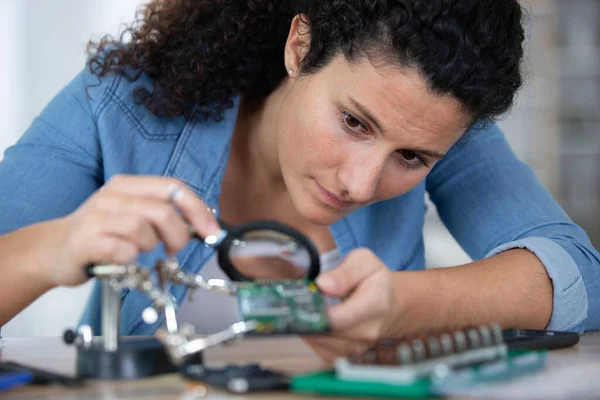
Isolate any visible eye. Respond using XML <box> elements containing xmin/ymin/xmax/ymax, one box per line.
<box><xmin>341</xmin><ymin>111</ymin><xmax>367</xmax><ymax>133</ymax></box>
<box><xmin>400</xmin><ymin>150</ymin><xmax>418</xmax><ymax>162</ymax></box>
<box><xmin>397</xmin><ymin>150</ymin><xmax>427</xmax><ymax>169</ymax></box>
<box><xmin>344</xmin><ymin>113</ymin><xmax>361</xmax><ymax>129</ymax></box>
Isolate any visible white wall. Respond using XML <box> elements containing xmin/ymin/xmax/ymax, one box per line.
<box><xmin>1</xmin><ymin>0</ymin><xmax>142</xmax><ymax>338</ymax></box>
<box><xmin>0</xmin><ymin>2</ymin><xmax>26</xmax><ymax>154</ymax></box>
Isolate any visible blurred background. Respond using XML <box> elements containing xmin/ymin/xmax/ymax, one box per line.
<box><xmin>1</xmin><ymin>0</ymin><xmax>598</xmax><ymax>337</ymax></box>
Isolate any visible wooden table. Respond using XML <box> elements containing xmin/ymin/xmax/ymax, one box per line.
<box><xmin>1</xmin><ymin>333</ymin><xmax>599</xmax><ymax>399</ymax></box>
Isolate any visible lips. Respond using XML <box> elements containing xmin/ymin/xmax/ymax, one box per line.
<box><xmin>315</xmin><ymin>180</ymin><xmax>355</xmax><ymax>210</ymax></box>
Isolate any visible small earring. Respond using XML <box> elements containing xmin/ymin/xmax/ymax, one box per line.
<box><xmin>288</xmin><ymin>69</ymin><xmax>293</xmax><ymax>75</ymax></box>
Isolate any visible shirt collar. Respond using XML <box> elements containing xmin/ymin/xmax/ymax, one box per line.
<box><xmin>164</xmin><ymin>96</ymin><xmax>241</xmax><ymax>210</ymax></box>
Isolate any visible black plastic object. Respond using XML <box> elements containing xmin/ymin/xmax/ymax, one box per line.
<box><xmin>502</xmin><ymin>329</ymin><xmax>580</xmax><ymax>351</ymax></box>
<box><xmin>181</xmin><ymin>363</ymin><xmax>290</xmax><ymax>393</ymax></box>
<box><xmin>66</xmin><ymin>336</ymin><xmax>183</xmax><ymax>380</ymax></box>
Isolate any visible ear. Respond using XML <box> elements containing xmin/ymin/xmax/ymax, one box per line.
<box><xmin>284</xmin><ymin>14</ymin><xmax>311</xmax><ymax>77</ymax></box>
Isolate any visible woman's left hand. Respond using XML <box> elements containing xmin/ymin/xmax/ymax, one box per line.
<box><xmin>303</xmin><ymin>248</ymin><xmax>399</xmax><ymax>362</ymax></box>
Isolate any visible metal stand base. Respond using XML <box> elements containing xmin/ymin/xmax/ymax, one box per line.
<box><xmin>75</xmin><ymin>337</ymin><xmax>189</xmax><ymax>380</ymax></box>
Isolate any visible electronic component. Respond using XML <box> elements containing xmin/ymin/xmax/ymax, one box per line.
<box><xmin>236</xmin><ymin>280</ymin><xmax>329</xmax><ymax>334</ymax></box>
<box><xmin>290</xmin><ymin>324</ymin><xmax>547</xmax><ymax>398</ymax></box>
<box><xmin>335</xmin><ymin>325</ymin><xmax>507</xmax><ymax>384</ymax></box>
<box><xmin>290</xmin><ymin>351</ymin><xmax>546</xmax><ymax>398</ymax></box>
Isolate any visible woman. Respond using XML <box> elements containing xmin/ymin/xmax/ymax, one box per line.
<box><xmin>0</xmin><ymin>0</ymin><xmax>598</xmax><ymax>361</ymax></box>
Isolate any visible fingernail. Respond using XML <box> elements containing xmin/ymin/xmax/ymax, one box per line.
<box><xmin>316</xmin><ymin>275</ymin><xmax>338</xmax><ymax>291</ymax></box>
<box><xmin>204</xmin><ymin>229</ymin><xmax>227</xmax><ymax>248</ymax></box>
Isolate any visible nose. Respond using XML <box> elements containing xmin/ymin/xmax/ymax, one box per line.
<box><xmin>338</xmin><ymin>151</ymin><xmax>385</xmax><ymax>203</ymax></box>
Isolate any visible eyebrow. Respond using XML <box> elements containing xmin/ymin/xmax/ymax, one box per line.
<box><xmin>406</xmin><ymin>148</ymin><xmax>446</xmax><ymax>160</ymax></box>
<box><xmin>348</xmin><ymin>97</ymin><xmax>446</xmax><ymax>160</ymax></box>
<box><xmin>350</xmin><ymin>97</ymin><xmax>384</xmax><ymax>132</ymax></box>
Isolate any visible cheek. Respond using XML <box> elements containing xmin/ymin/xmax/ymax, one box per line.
<box><xmin>377</xmin><ymin>164</ymin><xmax>430</xmax><ymax>200</ymax></box>
<box><xmin>278</xmin><ymin>117</ymin><xmax>316</xmax><ymax>170</ymax></box>
<box><xmin>279</xmin><ymin>102</ymin><xmax>344</xmax><ymax>170</ymax></box>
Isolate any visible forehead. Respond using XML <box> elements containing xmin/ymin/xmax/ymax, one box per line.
<box><xmin>318</xmin><ymin>55</ymin><xmax>471</xmax><ymax>147</ymax></box>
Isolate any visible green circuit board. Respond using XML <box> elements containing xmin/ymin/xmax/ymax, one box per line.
<box><xmin>236</xmin><ymin>280</ymin><xmax>330</xmax><ymax>334</ymax></box>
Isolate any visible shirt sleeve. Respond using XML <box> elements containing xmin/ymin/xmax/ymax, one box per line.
<box><xmin>486</xmin><ymin>237</ymin><xmax>587</xmax><ymax>331</ymax></box>
<box><xmin>0</xmin><ymin>68</ymin><xmax>107</xmax><ymax>235</ymax></box>
<box><xmin>0</xmin><ymin>68</ymin><xmax>109</xmax><ymax>336</ymax></box>
<box><xmin>426</xmin><ymin>123</ymin><xmax>600</xmax><ymax>332</ymax></box>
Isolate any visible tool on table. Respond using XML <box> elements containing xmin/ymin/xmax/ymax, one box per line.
<box><xmin>502</xmin><ymin>328</ymin><xmax>580</xmax><ymax>351</ymax></box>
<box><xmin>63</xmin><ymin>216</ymin><xmax>326</xmax><ymax>379</ymax></box>
<box><xmin>0</xmin><ymin>372</ymin><xmax>33</xmax><ymax>392</ymax></box>
<box><xmin>0</xmin><ymin>361</ymin><xmax>82</xmax><ymax>388</ymax></box>
<box><xmin>181</xmin><ymin>363</ymin><xmax>290</xmax><ymax>393</ymax></box>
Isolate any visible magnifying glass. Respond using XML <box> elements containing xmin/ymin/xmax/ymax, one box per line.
<box><xmin>191</xmin><ymin>219</ymin><xmax>321</xmax><ymax>282</ymax></box>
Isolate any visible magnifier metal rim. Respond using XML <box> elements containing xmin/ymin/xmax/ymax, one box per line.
<box><xmin>216</xmin><ymin>220</ymin><xmax>321</xmax><ymax>282</ymax></box>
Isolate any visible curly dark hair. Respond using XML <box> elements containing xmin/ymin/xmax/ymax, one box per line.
<box><xmin>87</xmin><ymin>0</ymin><xmax>525</xmax><ymax>124</ymax></box>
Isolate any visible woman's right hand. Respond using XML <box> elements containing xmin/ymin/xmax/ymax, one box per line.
<box><xmin>46</xmin><ymin>175</ymin><xmax>221</xmax><ymax>287</ymax></box>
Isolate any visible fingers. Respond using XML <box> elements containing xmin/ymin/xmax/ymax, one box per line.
<box><xmin>326</xmin><ymin>289</ymin><xmax>386</xmax><ymax>341</ymax></box>
<box><xmin>316</xmin><ymin>248</ymin><xmax>381</xmax><ymax>297</ymax></box>
<box><xmin>315</xmin><ymin>249</ymin><xmax>393</xmax><ymax>342</ymax></box>
<box><xmin>94</xmin><ymin>194</ymin><xmax>191</xmax><ymax>254</ymax></box>
<box><xmin>302</xmin><ymin>335</ymin><xmax>371</xmax><ymax>363</ymax></box>
<box><xmin>67</xmin><ymin>174</ymin><xmax>221</xmax><ymax>270</ymax></box>
<box><xmin>87</xmin><ymin>235</ymin><xmax>139</xmax><ymax>266</ymax></box>
<box><xmin>68</xmin><ymin>212</ymin><xmax>152</xmax><ymax>266</ymax></box>
<box><xmin>103</xmin><ymin>175</ymin><xmax>220</xmax><ymax>238</ymax></box>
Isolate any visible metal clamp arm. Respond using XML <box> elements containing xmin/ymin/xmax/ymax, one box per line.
<box><xmin>156</xmin><ymin>321</ymin><xmax>258</xmax><ymax>365</ymax></box>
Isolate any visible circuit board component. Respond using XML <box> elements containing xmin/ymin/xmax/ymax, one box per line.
<box><xmin>236</xmin><ymin>280</ymin><xmax>330</xmax><ymax>334</ymax></box>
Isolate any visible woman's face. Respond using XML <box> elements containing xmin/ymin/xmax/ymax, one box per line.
<box><xmin>276</xmin><ymin>55</ymin><xmax>470</xmax><ymax>227</ymax></box>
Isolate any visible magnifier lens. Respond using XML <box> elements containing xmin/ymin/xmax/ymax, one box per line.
<box><xmin>227</xmin><ymin>229</ymin><xmax>312</xmax><ymax>279</ymax></box>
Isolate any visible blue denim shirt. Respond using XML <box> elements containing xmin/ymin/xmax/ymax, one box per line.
<box><xmin>1</xmin><ymin>67</ymin><xmax>599</xmax><ymax>337</ymax></box>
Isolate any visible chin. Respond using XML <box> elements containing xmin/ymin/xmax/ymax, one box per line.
<box><xmin>299</xmin><ymin>203</ymin><xmax>345</xmax><ymax>226</ymax></box>
<box><xmin>286</xmin><ymin>176</ymin><xmax>346</xmax><ymax>226</ymax></box>
<box><xmin>306</xmin><ymin>214</ymin><xmax>336</xmax><ymax>227</ymax></box>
